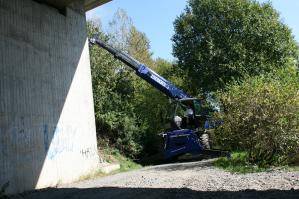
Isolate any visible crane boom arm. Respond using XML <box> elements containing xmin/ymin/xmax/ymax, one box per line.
<box><xmin>89</xmin><ymin>37</ymin><xmax>191</xmax><ymax>100</ymax></box>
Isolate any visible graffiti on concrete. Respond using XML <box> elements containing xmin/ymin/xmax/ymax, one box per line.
<box><xmin>0</xmin><ymin>120</ymin><xmax>97</xmax><ymax>163</ymax></box>
<box><xmin>43</xmin><ymin>123</ymin><xmax>97</xmax><ymax>160</ymax></box>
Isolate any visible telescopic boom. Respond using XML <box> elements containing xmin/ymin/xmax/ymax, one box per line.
<box><xmin>89</xmin><ymin>37</ymin><xmax>191</xmax><ymax>100</ymax></box>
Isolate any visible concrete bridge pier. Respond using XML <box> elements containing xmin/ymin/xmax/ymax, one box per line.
<box><xmin>0</xmin><ymin>0</ymin><xmax>110</xmax><ymax>194</ymax></box>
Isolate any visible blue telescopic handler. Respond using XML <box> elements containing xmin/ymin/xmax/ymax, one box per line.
<box><xmin>89</xmin><ymin>37</ymin><xmax>229</xmax><ymax>161</ymax></box>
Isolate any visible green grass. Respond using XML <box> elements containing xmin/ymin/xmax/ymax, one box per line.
<box><xmin>100</xmin><ymin>146</ymin><xmax>142</xmax><ymax>172</ymax></box>
<box><xmin>78</xmin><ymin>146</ymin><xmax>142</xmax><ymax>182</ymax></box>
<box><xmin>279</xmin><ymin>165</ymin><xmax>299</xmax><ymax>172</ymax></box>
<box><xmin>213</xmin><ymin>152</ymin><xmax>269</xmax><ymax>173</ymax></box>
<box><xmin>289</xmin><ymin>166</ymin><xmax>299</xmax><ymax>172</ymax></box>
<box><xmin>110</xmin><ymin>149</ymin><xmax>142</xmax><ymax>172</ymax></box>
<box><xmin>78</xmin><ymin>169</ymin><xmax>106</xmax><ymax>181</ymax></box>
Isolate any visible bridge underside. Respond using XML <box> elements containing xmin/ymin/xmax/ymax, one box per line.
<box><xmin>35</xmin><ymin>0</ymin><xmax>111</xmax><ymax>11</ymax></box>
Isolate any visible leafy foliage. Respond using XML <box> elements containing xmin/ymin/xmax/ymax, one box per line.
<box><xmin>172</xmin><ymin>0</ymin><xmax>297</xmax><ymax>92</ymax></box>
<box><xmin>214</xmin><ymin>152</ymin><xmax>268</xmax><ymax>173</ymax></box>
<box><xmin>88</xmin><ymin>20</ymin><xmax>143</xmax><ymax>157</ymax></box>
<box><xmin>215</xmin><ymin>65</ymin><xmax>299</xmax><ymax>166</ymax></box>
<box><xmin>128</xmin><ymin>26</ymin><xmax>154</xmax><ymax>67</ymax></box>
<box><xmin>100</xmin><ymin>144</ymin><xmax>142</xmax><ymax>172</ymax></box>
<box><xmin>87</xmin><ymin>10</ymin><xmax>180</xmax><ymax>158</ymax></box>
<box><xmin>134</xmin><ymin>59</ymin><xmax>185</xmax><ymax>155</ymax></box>
<box><xmin>107</xmin><ymin>8</ymin><xmax>133</xmax><ymax>51</ymax></box>
<box><xmin>88</xmin><ymin>5</ymin><xmax>298</xmax><ymax>168</ymax></box>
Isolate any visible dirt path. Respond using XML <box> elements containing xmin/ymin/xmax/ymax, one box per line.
<box><xmin>13</xmin><ymin>159</ymin><xmax>299</xmax><ymax>199</ymax></box>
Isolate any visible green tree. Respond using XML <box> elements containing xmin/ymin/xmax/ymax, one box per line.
<box><xmin>87</xmin><ymin>9</ymin><xmax>170</xmax><ymax>158</ymax></box>
<box><xmin>108</xmin><ymin>8</ymin><xmax>133</xmax><ymax>51</ymax></box>
<box><xmin>128</xmin><ymin>26</ymin><xmax>154</xmax><ymax>67</ymax></box>
<box><xmin>134</xmin><ymin>58</ymin><xmax>181</xmax><ymax>155</ymax></box>
<box><xmin>172</xmin><ymin>0</ymin><xmax>297</xmax><ymax>92</ymax></box>
<box><xmin>296</xmin><ymin>42</ymin><xmax>299</xmax><ymax>67</ymax></box>
<box><xmin>87</xmin><ymin>21</ymin><xmax>142</xmax><ymax>157</ymax></box>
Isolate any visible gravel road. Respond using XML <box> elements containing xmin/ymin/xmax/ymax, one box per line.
<box><xmin>14</xmin><ymin>159</ymin><xmax>299</xmax><ymax>199</ymax></box>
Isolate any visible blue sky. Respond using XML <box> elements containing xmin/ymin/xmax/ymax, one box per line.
<box><xmin>87</xmin><ymin>0</ymin><xmax>299</xmax><ymax>61</ymax></box>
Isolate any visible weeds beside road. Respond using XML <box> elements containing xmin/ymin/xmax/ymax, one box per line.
<box><xmin>214</xmin><ymin>152</ymin><xmax>299</xmax><ymax>174</ymax></box>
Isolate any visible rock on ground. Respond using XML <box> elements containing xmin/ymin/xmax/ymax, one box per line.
<box><xmin>12</xmin><ymin>159</ymin><xmax>299</xmax><ymax>199</ymax></box>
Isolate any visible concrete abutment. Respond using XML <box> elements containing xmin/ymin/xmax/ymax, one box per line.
<box><xmin>0</xmin><ymin>0</ymin><xmax>105</xmax><ymax>194</ymax></box>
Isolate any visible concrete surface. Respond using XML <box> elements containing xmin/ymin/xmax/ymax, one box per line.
<box><xmin>34</xmin><ymin>0</ymin><xmax>111</xmax><ymax>11</ymax></box>
<box><xmin>0</xmin><ymin>0</ymin><xmax>106</xmax><ymax>194</ymax></box>
<box><xmin>10</xmin><ymin>160</ymin><xmax>299</xmax><ymax>199</ymax></box>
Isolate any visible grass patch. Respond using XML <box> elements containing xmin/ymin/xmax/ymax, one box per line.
<box><xmin>111</xmin><ymin>149</ymin><xmax>142</xmax><ymax>172</ymax></box>
<box><xmin>77</xmin><ymin>146</ymin><xmax>142</xmax><ymax>182</ymax></box>
<box><xmin>213</xmin><ymin>152</ymin><xmax>268</xmax><ymax>173</ymax></box>
<box><xmin>100</xmin><ymin>146</ymin><xmax>142</xmax><ymax>172</ymax></box>
<box><xmin>288</xmin><ymin>166</ymin><xmax>299</xmax><ymax>172</ymax></box>
<box><xmin>78</xmin><ymin>169</ymin><xmax>106</xmax><ymax>181</ymax></box>
<box><xmin>279</xmin><ymin>165</ymin><xmax>299</xmax><ymax>172</ymax></box>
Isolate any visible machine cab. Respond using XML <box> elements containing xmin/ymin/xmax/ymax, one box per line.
<box><xmin>172</xmin><ymin>98</ymin><xmax>208</xmax><ymax>131</ymax></box>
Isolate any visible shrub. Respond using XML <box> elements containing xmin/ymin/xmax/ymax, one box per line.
<box><xmin>214</xmin><ymin>152</ymin><xmax>267</xmax><ymax>173</ymax></box>
<box><xmin>215</xmin><ymin>65</ymin><xmax>299</xmax><ymax>166</ymax></box>
<box><xmin>88</xmin><ymin>21</ymin><xmax>143</xmax><ymax>158</ymax></box>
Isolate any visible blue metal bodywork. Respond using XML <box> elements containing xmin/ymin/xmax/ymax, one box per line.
<box><xmin>89</xmin><ymin>37</ymin><xmax>218</xmax><ymax>160</ymax></box>
<box><xmin>89</xmin><ymin>37</ymin><xmax>191</xmax><ymax>100</ymax></box>
<box><xmin>137</xmin><ymin>65</ymin><xmax>191</xmax><ymax>99</ymax></box>
<box><xmin>163</xmin><ymin>129</ymin><xmax>204</xmax><ymax>160</ymax></box>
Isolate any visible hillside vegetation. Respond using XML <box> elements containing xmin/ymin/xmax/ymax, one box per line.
<box><xmin>88</xmin><ymin>9</ymin><xmax>184</xmax><ymax>159</ymax></box>
<box><xmin>88</xmin><ymin>0</ymin><xmax>299</xmax><ymax>168</ymax></box>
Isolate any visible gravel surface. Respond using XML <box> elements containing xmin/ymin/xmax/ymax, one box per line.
<box><xmin>13</xmin><ymin>159</ymin><xmax>299</xmax><ymax>199</ymax></box>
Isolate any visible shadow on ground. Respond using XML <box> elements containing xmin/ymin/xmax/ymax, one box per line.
<box><xmin>150</xmin><ymin>159</ymin><xmax>214</xmax><ymax>172</ymax></box>
<box><xmin>10</xmin><ymin>187</ymin><xmax>299</xmax><ymax>199</ymax></box>
<box><xmin>139</xmin><ymin>151</ymin><xmax>219</xmax><ymax>166</ymax></box>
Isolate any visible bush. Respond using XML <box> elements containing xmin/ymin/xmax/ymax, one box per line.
<box><xmin>214</xmin><ymin>152</ymin><xmax>267</xmax><ymax>173</ymax></box>
<box><xmin>88</xmin><ymin>21</ymin><xmax>143</xmax><ymax>158</ymax></box>
<box><xmin>215</xmin><ymin>65</ymin><xmax>299</xmax><ymax>166</ymax></box>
